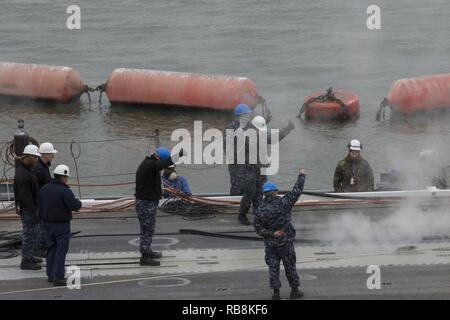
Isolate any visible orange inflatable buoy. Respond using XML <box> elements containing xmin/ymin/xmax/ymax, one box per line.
<box><xmin>0</xmin><ymin>62</ymin><xmax>87</xmax><ymax>103</ymax></box>
<box><xmin>103</xmin><ymin>68</ymin><xmax>260</xmax><ymax>111</ymax></box>
<box><xmin>385</xmin><ymin>74</ymin><xmax>450</xmax><ymax>114</ymax></box>
<box><xmin>298</xmin><ymin>87</ymin><xmax>360</xmax><ymax>121</ymax></box>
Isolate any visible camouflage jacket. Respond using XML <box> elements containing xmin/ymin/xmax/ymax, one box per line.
<box><xmin>223</xmin><ymin>120</ymin><xmax>240</xmax><ymax>168</ymax></box>
<box><xmin>333</xmin><ymin>155</ymin><xmax>374</xmax><ymax>192</ymax></box>
<box><xmin>254</xmin><ymin>175</ymin><xmax>305</xmax><ymax>247</ymax></box>
<box><xmin>223</xmin><ymin>118</ymin><xmax>291</xmax><ymax>175</ymax></box>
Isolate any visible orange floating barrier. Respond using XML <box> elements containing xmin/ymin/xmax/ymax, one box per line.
<box><xmin>298</xmin><ymin>87</ymin><xmax>360</xmax><ymax>121</ymax></box>
<box><xmin>102</xmin><ymin>68</ymin><xmax>260</xmax><ymax>111</ymax></box>
<box><xmin>377</xmin><ymin>74</ymin><xmax>450</xmax><ymax>119</ymax></box>
<box><xmin>0</xmin><ymin>62</ymin><xmax>87</xmax><ymax>103</ymax></box>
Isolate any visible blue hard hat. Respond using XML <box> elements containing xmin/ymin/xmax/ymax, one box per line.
<box><xmin>234</xmin><ymin>103</ymin><xmax>252</xmax><ymax>116</ymax></box>
<box><xmin>155</xmin><ymin>147</ymin><xmax>171</xmax><ymax>160</ymax></box>
<box><xmin>263</xmin><ymin>181</ymin><xmax>278</xmax><ymax>193</ymax></box>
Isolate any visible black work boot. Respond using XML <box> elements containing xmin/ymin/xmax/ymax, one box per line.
<box><xmin>149</xmin><ymin>250</ymin><xmax>162</xmax><ymax>259</ymax></box>
<box><xmin>272</xmin><ymin>289</ymin><xmax>281</xmax><ymax>300</ymax></box>
<box><xmin>53</xmin><ymin>278</ymin><xmax>67</xmax><ymax>287</ymax></box>
<box><xmin>20</xmin><ymin>258</ymin><xmax>42</xmax><ymax>270</ymax></box>
<box><xmin>48</xmin><ymin>277</ymin><xmax>54</xmax><ymax>283</ymax></box>
<box><xmin>139</xmin><ymin>253</ymin><xmax>160</xmax><ymax>266</ymax></box>
<box><xmin>290</xmin><ymin>287</ymin><xmax>304</xmax><ymax>299</ymax></box>
<box><xmin>238</xmin><ymin>215</ymin><xmax>251</xmax><ymax>226</ymax></box>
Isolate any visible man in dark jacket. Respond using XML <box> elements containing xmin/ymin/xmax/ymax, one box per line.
<box><xmin>135</xmin><ymin>147</ymin><xmax>175</xmax><ymax>266</ymax></box>
<box><xmin>33</xmin><ymin>142</ymin><xmax>58</xmax><ymax>256</ymax></box>
<box><xmin>14</xmin><ymin>145</ymin><xmax>42</xmax><ymax>270</ymax></box>
<box><xmin>40</xmin><ymin>164</ymin><xmax>82</xmax><ymax>286</ymax></box>
<box><xmin>34</xmin><ymin>142</ymin><xmax>58</xmax><ymax>188</ymax></box>
<box><xmin>254</xmin><ymin>169</ymin><xmax>306</xmax><ymax>300</ymax></box>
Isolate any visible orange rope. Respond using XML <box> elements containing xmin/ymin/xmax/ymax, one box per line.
<box><xmin>68</xmin><ymin>181</ymin><xmax>135</xmax><ymax>187</ymax></box>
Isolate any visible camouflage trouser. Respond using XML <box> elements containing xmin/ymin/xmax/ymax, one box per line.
<box><xmin>135</xmin><ymin>199</ymin><xmax>158</xmax><ymax>254</ymax></box>
<box><xmin>20</xmin><ymin>209</ymin><xmax>40</xmax><ymax>259</ymax></box>
<box><xmin>239</xmin><ymin>172</ymin><xmax>266</xmax><ymax>217</ymax></box>
<box><xmin>256</xmin><ymin>174</ymin><xmax>267</xmax><ymax>205</ymax></box>
<box><xmin>265</xmin><ymin>243</ymin><xmax>300</xmax><ymax>289</ymax></box>
<box><xmin>228</xmin><ymin>165</ymin><xmax>242</xmax><ymax>196</ymax></box>
<box><xmin>38</xmin><ymin>221</ymin><xmax>48</xmax><ymax>249</ymax></box>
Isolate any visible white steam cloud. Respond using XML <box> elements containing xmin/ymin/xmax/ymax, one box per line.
<box><xmin>319</xmin><ymin>203</ymin><xmax>450</xmax><ymax>246</ymax></box>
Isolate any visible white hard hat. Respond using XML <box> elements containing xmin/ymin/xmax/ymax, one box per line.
<box><xmin>348</xmin><ymin>139</ymin><xmax>362</xmax><ymax>151</ymax></box>
<box><xmin>251</xmin><ymin>116</ymin><xmax>267</xmax><ymax>131</ymax></box>
<box><xmin>39</xmin><ymin>142</ymin><xmax>58</xmax><ymax>154</ymax></box>
<box><xmin>23</xmin><ymin>145</ymin><xmax>41</xmax><ymax>157</ymax></box>
<box><xmin>53</xmin><ymin>164</ymin><xmax>70</xmax><ymax>177</ymax></box>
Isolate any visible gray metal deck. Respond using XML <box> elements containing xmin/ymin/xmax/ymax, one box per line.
<box><xmin>1</xmin><ymin>204</ymin><xmax>449</xmax><ymax>300</ymax></box>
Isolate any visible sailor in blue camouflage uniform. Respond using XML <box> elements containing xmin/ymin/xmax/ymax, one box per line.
<box><xmin>135</xmin><ymin>147</ymin><xmax>175</xmax><ymax>266</ymax></box>
<box><xmin>223</xmin><ymin>102</ymin><xmax>273</xmax><ymax>198</ymax></box>
<box><xmin>237</xmin><ymin>116</ymin><xmax>294</xmax><ymax>225</ymax></box>
<box><xmin>254</xmin><ymin>169</ymin><xmax>306</xmax><ymax>300</ymax></box>
<box><xmin>223</xmin><ymin>103</ymin><xmax>253</xmax><ymax>196</ymax></box>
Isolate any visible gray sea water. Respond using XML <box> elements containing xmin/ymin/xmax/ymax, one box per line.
<box><xmin>1</xmin><ymin>0</ymin><xmax>450</xmax><ymax>196</ymax></box>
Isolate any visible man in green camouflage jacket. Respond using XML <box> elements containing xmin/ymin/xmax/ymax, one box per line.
<box><xmin>333</xmin><ymin>139</ymin><xmax>374</xmax><ymax>192</ymax></box>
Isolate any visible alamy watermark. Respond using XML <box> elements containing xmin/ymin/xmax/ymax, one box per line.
<box><xmin>170</xmin><ymin>121</ymin><xmax>280</xmax><ymax>175</ymax></box>
<box><xmin>65</xmin><ymin>4</ymin><xmax>380</xmax><ymax>31</ymax></box>
<box><xmin>66</xmin><ymin>265</ymin><xmax>81</xmax><ymax>289</ymax></box>
<box><xmin>66</xmin><ymin>5</ymin><xmax>81</xmax><ymax>30</ymax></box>
<box><xmin>366</xmin><ymin>5</ymin><xmax>381</xmax><ymax>30</ymax></box>
<box><xmin>366</xmin><ymin>265</ymin><xmax>381</xmax><ymax>290</ymax></box>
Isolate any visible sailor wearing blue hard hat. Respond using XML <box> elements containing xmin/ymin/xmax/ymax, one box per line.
<box><xmin>135</xmin><ymin>146</ymin><xmax>183</xmax><ymax>266</ymax></box>
<box><xmin>254</xmin><ymin>168</ymin><xmax>307</xmax><ymax>300</ymax></box>
<box><xmin>222</xmin><ymin>103</ymin><xmax>254</xmax><ymax>200</ymax></box>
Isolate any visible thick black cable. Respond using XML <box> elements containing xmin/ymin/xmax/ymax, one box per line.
<box><xmin>179</xmin><ymin>229</ymin><xmax>322</xmax><ymax>244</ymax></box>
<box><xmin>70</xmin><ymin>229</ymin><xmax>322</xmax><ymax>244</ymax></box>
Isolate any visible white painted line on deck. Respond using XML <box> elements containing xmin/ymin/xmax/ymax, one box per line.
<box><xmin>0</xmin><ymin>271</ymin><xmax>211</xmax><ymax>296</ymax></box>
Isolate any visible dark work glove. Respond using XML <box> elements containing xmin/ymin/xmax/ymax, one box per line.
<box><xmin>178</xmin><ymin>148</ymin><xmax>184</xmax><ymax>157</ymax></box>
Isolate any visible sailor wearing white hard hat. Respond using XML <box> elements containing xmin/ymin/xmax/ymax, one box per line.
<box><xmin>14</xmin><ymin>144</ymin><xmax>42</xmax><ymax>270</ymax></box>
<box><xmin>333</xmin><ymin>139</ymin><xmax>374</xmax><ymax>192</ymax></box>
<box><xmin>32</xmin><ymin>142</ymin><xmax>59</xmax><ymax>257</ymax></box>
<box><xmin>40</xmin><ymin>164</ymin><xmax>82</xmax><ymax>286</ymax></box>
<box><xmin>34</xmin><ymin>142</ymin><xmax>58</xmax><ymax>188</ymax></box>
